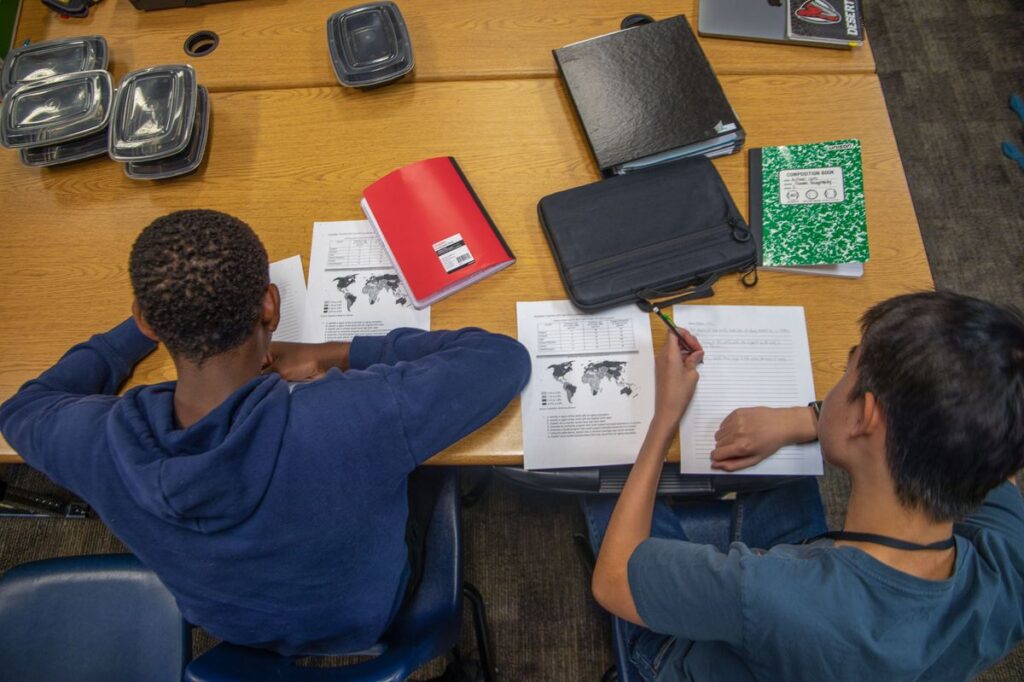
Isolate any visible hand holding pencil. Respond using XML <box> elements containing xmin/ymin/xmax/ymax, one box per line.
<box><xmin>651</xmin><ymin>305</ymin><xmax>702</xmax><ymax>358</ymax></box>
<box><xmin>652</xmin><ymin>317</ymin><xmax>705</xmax><ymax>428</ymax></box>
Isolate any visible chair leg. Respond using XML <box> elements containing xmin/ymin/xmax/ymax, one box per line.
<box><xmin>463</xmin><ymin>582</ymin><xmax>497</xmax><ymax>682</ymax></box>
<box><xmin>0</xmin><ymin>480</ymin><xmax>90</xmax><ymax>518</ymax></box>
<box><xmin>573</xmin><ymin>532</ymin><xmax>596</xmax><ymax>578</ymax></box>
<box><xmin>434</xmin><ymin>648</ymin><xmax>484</xmax><ymax>682</ymax></box>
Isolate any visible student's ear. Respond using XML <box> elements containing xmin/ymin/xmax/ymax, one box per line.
<box><xmin>131</xmin><ymin>300</ymin><xmax>160</xmax><ymax>342</ymax></box>
<box><xmin>263</xmin><ymin>284</ymin><xmax>281</xmax><ymax>333</ymax></box>
<box><xmin>850</xmin><ymin>391</ymin><xmax>885</xmax><ymax>439</ymax></box>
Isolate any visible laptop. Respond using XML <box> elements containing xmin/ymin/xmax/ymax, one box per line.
<box><xmin>698</xmin><ymin>0</ymin><xmax>791</xmax><ymax>44</ymax></box>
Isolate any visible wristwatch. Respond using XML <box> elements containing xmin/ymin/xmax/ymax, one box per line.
<box><xmin>808</xmin><ymin>400</ymin><xmax>823</xmax><ymax>421</ymax></box>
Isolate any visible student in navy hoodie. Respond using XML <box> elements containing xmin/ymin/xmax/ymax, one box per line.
<box><xmin>0</xmin><ymin>209</ymin><xmax>531</xmax><ymax>655</ymax></box>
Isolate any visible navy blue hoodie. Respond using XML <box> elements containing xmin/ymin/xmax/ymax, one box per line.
<box><xmin>0</xmin><ymin>319</ymin><xmax>530</xmax><ymax>655</ymax></box>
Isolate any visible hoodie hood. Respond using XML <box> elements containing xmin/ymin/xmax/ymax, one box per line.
<box><xmin>107</xmin><ymin>374</ymin><xmax>291</xmax><ymax>533</ymax></box>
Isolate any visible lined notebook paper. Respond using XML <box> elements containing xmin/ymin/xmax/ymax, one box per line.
<box><xmin>674</xmin><ymin>305</ymin><xmax>823</xmax><ymax>476</ymax></box>
<box><xmin>269</xmin><ymin>255</ymin><xmax>316</xmax><ymax>343</ymax></box>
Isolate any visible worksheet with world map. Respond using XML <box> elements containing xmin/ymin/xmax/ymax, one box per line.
<box><xmin>307</xmin><ymin>221</ymin><xmax>430</xmax><ymax>341</ymax></box>
<box><xmin>517</xmin><ymin>300</ymin><xmax>655</xmax><ymax>470</ymax></box>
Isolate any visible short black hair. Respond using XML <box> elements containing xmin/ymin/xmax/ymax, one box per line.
<box><xmin>852</xmin><ymin>292</ymin><xmax>1024</xmax><ymax>521</ymax></box>
<box><xmin>129</xmin><ymin>210</ymin><xmax>269</xmax><ymax>364</ymax></box>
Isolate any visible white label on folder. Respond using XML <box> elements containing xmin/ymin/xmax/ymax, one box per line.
<box><xmin>779</xmin><ymin>167</ymin><xmax>845</xmax><ymax>205</ymax></box>
<box><xmin>433</xmin><ymin>233</ymin><xmax>475</xmax><ymax>273</ymax></box>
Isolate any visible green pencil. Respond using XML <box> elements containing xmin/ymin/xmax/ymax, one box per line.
<box><xmin>650</xmin><ymin>305</ymin><xmax>694</xmax><ymax>353</ymax></box>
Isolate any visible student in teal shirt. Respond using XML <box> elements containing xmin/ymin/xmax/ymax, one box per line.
<box><xmin>588</xmin><ymin>292</ymin><xmax>1024</xmax><ymax>680</ymax></box>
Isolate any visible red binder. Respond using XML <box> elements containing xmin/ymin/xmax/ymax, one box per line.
<box><xmin>361</xmin><ymin>156</ymin><xmax>516</xmax><ymax>309</ymax></box>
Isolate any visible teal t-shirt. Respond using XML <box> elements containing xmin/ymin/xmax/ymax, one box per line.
<box><xmin>627</xmin><ymin>482</ymin><xmax>1024</xmax><ymax>681</ymax></box>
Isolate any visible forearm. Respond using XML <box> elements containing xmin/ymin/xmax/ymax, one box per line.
<box><xmin>372</xmin><ymin>330</ymin><xmax>530</xmax><ymax>466</ymax></box>
<box><xmin>711</xmin><ymin>405</ymin><xmax>819</xmax><ymax>471</ymax></box>
<box><xmin>15</xmin><ymin>319</ymin><xmax>155</xmax><ymax>398</ymax></box>
<box><xmin>0</xmin><ymin>319</ymin><xmax>154</xmax><ymax>472</ymax></box>
<box><xmin>605</xmin><ymin>418</ymin><xmax>675</xmax><ymax>552</ymax></box>
<box><xmin>592</xmin><ymin>417</ymin><xmax>675</xmax><ymax>623</ymax></box>
<box><xmin>790</xmin><ymin>405</ymin><xmax>819</xmax><ymax>443</ymax></box>
<box><xmin>318</xmin><ymin>342</ymin><xmax>350</xmax><ymax>372</ymax></box>
<box><xmin>349</xmin><ymin>327</ymin><xmax>517</xmax><ymax>369</ymax></box>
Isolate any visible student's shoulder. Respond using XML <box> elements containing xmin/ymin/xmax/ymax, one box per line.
<box><xmin>281</xmin><ymin>368</ymin><xmax>380</xmax><ymax>408</ymax></box>
<box><xmin>635</xmin><ymin>539</ymin><xmax>839</xmax><ymax>584</ymax></box>
<box><xmin>956</xmin><ymin>483</ymin><xmax>1024</xmax><ymax>569</ymax></box>
<box><xmin>277</xmin><ymin>370</ymin><xmax>402</xmax><ymax>441</ymax></box>
<box><xmin>284</xmin><ymin>368</ymin><xmax>401</xmax><ymax>420</ymax></box>
<box><xmin>741</xmin><ymin>542</ymin><xmax>856</xmax><ymax>594</ymax></box>
<box><xmin>740</xmin><ymin>544</ymin><xmax>875</xmax><ymax>624</ymax></box>
<box><xmin>958</xmin><ymin>523</ymin><xmax>1024</xmax><ymax>590</ymax></box>
<box><xmin>757</xmin><ymin>540</ymin><xmax>838</xmax><ymax>563</ymax></box>
<box><xmin>957</xmin><ymin>482</ymin><xmax>1024</xmax><ymax>536</ymax></box>
<box><xmin>747</xmin><ymin>541</ymin><xmax>842</xmax><ymax>575</ymax></box>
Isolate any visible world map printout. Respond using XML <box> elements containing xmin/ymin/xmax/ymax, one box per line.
<box><xmin>518</xmin><ymin>300</ymin><xmax>655</xmax><ymax>470</ymax></box>
<box><xmin>307</xmin><ymin>221</ymin><xmax>430</xmax><ymax>341</ymax></box>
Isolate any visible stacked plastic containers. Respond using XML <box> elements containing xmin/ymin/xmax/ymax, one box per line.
<box><xmin>0</xmin><ymin>36</ymin><xmax>211</xmax><ymax>180</ymax></box>
<box><xmin>108</xmin><ymin>64</ymin><xmax>210</xmax><ymax>180</ymax></box>
<box><xmin>0</xmin><ymin>36</ymin><xmax>112</xmax><ymax>167</ymax></box>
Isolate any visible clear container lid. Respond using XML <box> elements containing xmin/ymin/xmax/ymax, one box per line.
<box><xmin>327</xmin><ymin>2</ymin><xmax>414</xmax><ymax>87</ymax></box>
<box><xmin>1</xmin><ymin>36</ymin><xmax>109</xmax><ymax>96</ymax></box>
<box><xmin>20</xmin><ymin>127</ymin><xmax>109</xmax><ymax>167</ymax></box>
<box><xmin>125</xmin><ymin>85</ymin><xmax>210</xmax><ymax>180</ymax></box>
<box><xmin>0</xmin><ymin>70</ymin><xmax>113</xmax><ymax>149</ymax></box>
<box><xmin>108</xmin><ymin>64</ymin><xmax>198</xmax><ymax>162</ymax></box>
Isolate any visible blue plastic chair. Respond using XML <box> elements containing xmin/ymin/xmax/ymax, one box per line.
<box><xmin>0</xmin><ymin>553</ymin><xmax>191</xmax><ymax>682</ymax></box>
<box><xmin>185</xmin><ymin>468</ymin><xmax>494</xmax><ymax>682</ymax></box>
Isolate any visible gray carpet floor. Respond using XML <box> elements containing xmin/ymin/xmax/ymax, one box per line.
<box><xmin>867</xmin><ymin>0</ymin><xmax>1024</xmax><ymax>308</ymax></box>
<box><xmin>865</xmin><ymin>1</ymin><xmax>1024</xmax><ymax>679</ymax></box>
<box><xmin>1</xmin><ymin>0</ymin><xmax>1023</xmax><ymax>679</ymax></box>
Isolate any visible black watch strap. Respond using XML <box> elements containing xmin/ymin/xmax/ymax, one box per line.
<box><xmin>808</xmin><ymin>400</ymin><xmax>823</xmax><ymax>420</ymax></box>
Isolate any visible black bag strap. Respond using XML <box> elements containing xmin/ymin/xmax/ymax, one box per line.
<box><xmin>632</xmin><ymin>214</ymin><xmax>757</xmax><ymax>312</ymax></box>
<box><xmin>740</xmin><ymin>263</ymin><xmax>759</xmax><ymax>287</ymax></box>
<box><xmin>635</xmin><ymin>273</ymin><xmax>719</xmax><ymax>312</ymax></box>
<box><xmin>727</xmin><ymin>216</ymin><xmax>760</xmax><ymax>288</ymax></box>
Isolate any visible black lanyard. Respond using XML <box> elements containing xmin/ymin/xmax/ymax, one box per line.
<box><xmin>806</xmin><ymin>530</ymin><xmax>956</xmax><ymax>551</ymax></box>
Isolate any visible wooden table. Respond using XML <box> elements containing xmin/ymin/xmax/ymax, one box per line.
<box><xmin>0</xmin><ymin>70</ymin><xmax>930</xmax><ymax>465</ymax></box>
<box><xmin>14</xmin><ymin>0</ymin><xmax>876</xmax><ymax>92</ymax></box>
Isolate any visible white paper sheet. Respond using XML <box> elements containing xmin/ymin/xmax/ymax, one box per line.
<box><xmin>674</xmin><ymin>305</ymin><xmax>823</xmax><ymax>476</ymax></box>
<box><xmin>763</xmin><ymin>262</ymin><xmax>864</xmax><ymax>278</ymax></box>
<box><xmin>307</xmin><ymin>221</ymin><xmax>430</xmax><ymax>342</ymax></box>
<box><xmin>517</xmin><ymin>300</ymin><xmax>656</xmax><ymax>470</ymax></box>
<box><xmin>269</xmin><ymin>255</ymin><xmax>316</xmax><ymax>343</ymax></box>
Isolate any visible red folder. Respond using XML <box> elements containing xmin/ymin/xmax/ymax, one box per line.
<box><xmin>361</xmin><ymin>157</ymin><xmax>515</xmax><ymax>309</ymax></box>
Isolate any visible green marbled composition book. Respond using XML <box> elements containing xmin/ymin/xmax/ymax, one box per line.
<box><xmin>753</xmin><ymin>139</ymin><xmax>868</xmax><ymax>269</ymax></box>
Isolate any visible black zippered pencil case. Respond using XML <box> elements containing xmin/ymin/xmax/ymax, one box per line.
<box><xmin>537</xmin><ymin>156</ymin><xmax>757</xmax><ymax>311</ymax></box>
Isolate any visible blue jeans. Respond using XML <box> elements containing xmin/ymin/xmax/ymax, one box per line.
<box><xmin>582</xmin><ymin>478</ymin><xmax>827</xmax><ymax>681</ymax></box>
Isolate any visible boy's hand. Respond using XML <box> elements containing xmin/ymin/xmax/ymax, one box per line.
<box><xmin>710</xmin><ymin>406</ymin><xmax>818</xmax><ymax>471</ymax></box>
<box><xmin>652</xmin><ymin>329</ymin><xmax>705</xmax><ymax>433</ymax></box>
<box><xmin>263</xmin><ymin>342</ymin><xmax>350</xmax><ymax>381</ymax></box>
